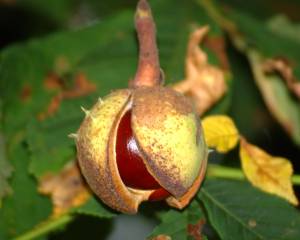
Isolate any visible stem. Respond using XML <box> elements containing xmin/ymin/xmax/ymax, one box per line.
<box><xmin>207</xmin><ymin>164</ymin><xmax>244</xmax><ymax>180</ymax></box>
<box><xmin>13</xmin><ymin>214</ymin><xmax>73</xmax><ymax>240</ymax></box>
<box><xmin>293</xmin><ymin>175</ymin><xmax>300</xmax><ymax>185</ymax></box>
<box><xmin>131</xmin><ymin>0</ymin><xmax>162</xmax><ymax>88</ymax></box>
<box><xmin>207</xmin><ymin>164</ymin><xmax>300</xmax><ymax>185</ymax></box>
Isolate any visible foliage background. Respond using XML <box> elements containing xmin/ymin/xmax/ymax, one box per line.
<box><xmin>1</xmin><ymin>0</ymin><xmax>300</xmax><ymax>239</ymax></box>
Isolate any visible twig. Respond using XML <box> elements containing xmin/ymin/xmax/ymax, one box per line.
<box><xmin>207</xmin><ymin>164</ymin><xmax>300</xmax><ymax>185</ymax></box>
<box><xmin>131</xmin><ymin>0</ymin><xmax>162</xmax><ymax>88</ymax></box>
<box><xmin>13</xmin><ymin>214</ymin><xmax>73</xmax><ymax>240</ymax></box>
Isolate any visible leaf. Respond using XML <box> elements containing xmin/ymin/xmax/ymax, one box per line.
<box><xmin>38</xmin><ymin>161</ymin><xmax>90</xmax><ymax>217</ymax></box>
<box><xmin>222</xmin><ymin>0</ymin><xmax>299</xmax><ymax>19</ymax></box>
<box><xmin>151</xmin><ymin>235</ymin><xmax>172</xmax><ymax>240</ymax></box>
<box><xmin>199</xmin><ymin>179</ymin><xmax>300</xmax><ymax>240</ymax></box>
<box><xmin>240</xmin><ymin>138</ymin><xmax>298</xmax><ymax>205</ymax></box>
<box><xmin>149</xmin><ymin>201</ymin><xmax>207</xmax><ymax>240</ymax></box>
<box><xmin>0</xmin><ymin>134</ymin><xmax>13</xmax><ymax>208</ymax></box>
<box><xmin>200</xmin><ymin>1</ymin><xmax>300</xmax><ymax>145</ymax></box>
<box><xmin>229</xmin><ymin>11</ymin><xmax>300</xmax><ymax>79</ymax></box>
<box><xmin>226</xmin><ymin>10</ymin><xmax>300</xmax><ymax>144</ymax></box>
<box><xmin>0</xmin><ymin>10</ymin><xmax>136</xmax><ymax>139</ymax></box>
<box><xmin>27</xmin><ymin>95</ymin><xmax>96</xmax><ymax>178</ymax></box>
<box><xmin>262</xmin><ymin>57</ymin><xmax>300</xmax><ymax>100</ymax></box>
<box><xmin>37</xmin><ymin>72</ymin><xmax>97</xmax><ymax>121</ymax></box>
<box><xmin>72</xmin><ymin>196</ymin><xmax>116</xmax><ymax>219</ymax></box>
<box><xmin>266</xmin><ymin>15</ymin><xmax>300</xmax><ymax>43</ymax></box>
<box><xmin>0</xmin><ymin>144</ymin><xmax>52</xmax><ymax>240</ymax></box>
<box><xmin>173</xmin><ymin>27</ymin><xmax>227</xmax><ymax>115</ymax></box>
<box><xmin>38</xmin><ymin>159</ymin><xmax>115</xmax><ymax>219</ymax></box>
<box><xmin>220</xmin><ymin>38</ymin><xmax>265</xmax><ymax>140</ymax></box>
<box><xmin>202</xmin><ymin>115</ymin><xmax>239</xmax><ymax>153</ymax></box>
<box><xmin>0</xmin><ymin>11</ymin><xmax>139</xmax><ymax>186</ymax></box>
<box><xmin>247</xmin><ymin>50</ymin><xmax>300</xmax><ymax>144</ymax></box>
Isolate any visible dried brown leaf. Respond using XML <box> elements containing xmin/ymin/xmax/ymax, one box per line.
<box><xmin>263</xmin><ymin>57</ymin><xmax>300</xmax><ymax>99</ymax></box>
<box><xmin>38</xmin><ymin>161</ymin><xmax>90</xmax><ymax>217</ymax></box>
<box><xmin>187</xmin><ymin>219</ymin><xmax>206</xmax><ymax>240</ymax></box>
<box><xmin>204</xmin><ymin>36</ymin><xmax>229</xmax><ymax>71</ymax></box>
<box><xmin>151</xmin><ymin>235</ymin><xmax>172</xmax><ymax>240</ymax></box>
<box><xmin>37</xmin><ymin>95</ymin><xmax>62</xmax><ymax>121</ymax></box>
<box><xmin>62</xmin><ymin>72</ymin><xmax>96</xmax><ymax>99</ymax></box>
<box><xmin>20</xmin><ymin>84</ymin><xmax>32</xmax><ymax>102</ymax></box>
<box><xmin>44</xmin><ymin>72</ymin><xmax>63</xmax><ymax>91</ymax></box>
<box><xmin>38</xmin><ymin>72</ymin><xmax>96</xmax><ymax>120</ymax></box>
<box><xmin>173</xmin><ymin>26</ymin><xmax>227</xmax><ymax>115</ymax></box>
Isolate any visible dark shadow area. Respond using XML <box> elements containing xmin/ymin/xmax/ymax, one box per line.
<box><xmin>49</xmin><ymin>215</ymin><xmax>113</xmax><ymax>240</ymax></box>
<box><xmin>0</xmin><ymin>6</ymin><xmax>60</xmax><ymax>48</ymax></box>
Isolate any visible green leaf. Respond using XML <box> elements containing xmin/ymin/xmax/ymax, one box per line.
<box><xmin>27</xmin><ymin>95</ymin><xmax>96</xmax><ymax>177</ymax></box>
<box><xmin>0</xmin><ymin>10</ymin><xmax>135</xmax><ymax>137</ymax></box>
<box><xmin>85</xmin><ymin>0</ymin><xmax>136</xmax><ymax>18</ymax></box>
<box><xmin>220</xmin><ymin>0</ymin><xmax>300</xmax><ymax>20</ymax></box>
<box><xmin>228</xmin><ymin>10</ymin><xmax>300</xmax><ymax>81</ymax></box>
<box><xmin>149</xmin><ymin>201</ymin><xmax>206</xmax><ymax>240</ymax></box>
<box><xmin>72</xmin><ymin>196</ymin><xmax>116</xmax><ymax>219</ymax></box>
<box><xmin>11</xmin><ymin>194</ymin><xmax>115</xmax><ymax>240</ymax></box>
<box><xmin>226</xmin><ymin>11</ymin><xmax>300</xmax><ymax>144</ymax></box>
<box><xmin>228</xmin><ymin>11</ymin><xmax>300</xmax><ymax>67</ymax></box>
<box><xmin>200</xmin><ymin>2</ymin><xmax>300</xmax><ymax>145</ymax></box>
<box><xmin>0</xmin><ymin>144</ymin><xmax>51</xmax><ymax>240</ymax></box>
<box><xmin>199</xmin><ymin>179</ymin><xmax>300</xmax><ymax>240</ymax></box>
<box><xmin>266</xmin><ymin>15</ymin><xmax>300</xmax><ymax>43</ymax></box>
<box><xmin>0</xmin><ymin>134</ymin><xmax>13</xmax><ymax>207</ymax></box>
<box><xmin>0</xmin><ymin>11</ymin><xmax>136</xmax><ymax>178</ymax></box>
<box><xmin>247</xmin><ymin>50</ymin><xmax>300</xmax><ymax>144</ymax></box>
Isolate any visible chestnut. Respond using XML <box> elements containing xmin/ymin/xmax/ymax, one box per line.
<box><xmin>71</xmin><ymin>0</ymin><xmax>208</xmax><ymax>214</ymax></box>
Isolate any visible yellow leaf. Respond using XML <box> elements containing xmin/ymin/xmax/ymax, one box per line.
<box><xmin>202</xmin><ymin>115</ymin><xmax>239</xmax><ymax>153</ymax></box>
<box><xmin>240</xmin><ymin>138</ymin><xmax>298</xmax><ymax>205</ymax></box>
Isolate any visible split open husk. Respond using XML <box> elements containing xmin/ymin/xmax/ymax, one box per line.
<box><xmin>75</xmin><ymin>87</ymin><xmax>207</xmax><ymax>214</ymax></box>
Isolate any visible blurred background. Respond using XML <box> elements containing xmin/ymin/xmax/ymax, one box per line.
<box><xmin>1</xmin><ymin>0</ymin><xmax>300</xmax><ymax>239</ymax></box>
<box><xmin>2</xmin><ymin>0</ymin><xmax>300</xmax><ymax>48</ymax></box>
